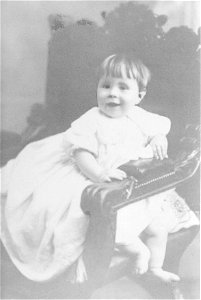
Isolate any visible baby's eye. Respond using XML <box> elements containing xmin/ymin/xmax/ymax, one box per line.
<box><xmin>119</xmin><ymin>85</ymin><xmax>129</xmax><ymax>90</ymax></box>
<box><xmin>102</xmin><ymin>84</ymin><xmax>110</xmax><ymax>89</ymax></box>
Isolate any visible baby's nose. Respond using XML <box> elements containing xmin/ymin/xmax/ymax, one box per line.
<box><xmin>109</xmin><ymin>87</ymin><xmax>118</xmax><ymax>98</ymax></box>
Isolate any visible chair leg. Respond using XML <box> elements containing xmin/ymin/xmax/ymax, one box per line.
<box><xmin>163</xmin><ymin>226</ymin><xmax>199</xmax><ymax>275</ymax></box>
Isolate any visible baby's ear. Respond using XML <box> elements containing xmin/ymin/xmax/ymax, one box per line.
<box><xmin>139</xmin><ymin>90</ymin><xmax>146</xmax><ymax>101</ymax></box>
<box><xmin>135</xmin><ymin>90</ymin><xmax>146</xmax><ymax>105</ymax></box>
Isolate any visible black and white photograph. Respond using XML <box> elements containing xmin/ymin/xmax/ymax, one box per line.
<box><xmin>1</xmin><ymin>1</ymin><xmax>200</xmax><ymax>299</ymax></box>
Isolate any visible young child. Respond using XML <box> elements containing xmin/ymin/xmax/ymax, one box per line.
<box><xmin>1</xmin><ymin>53</ymin><xmax>198</xmax><ymax>284</ymax></box>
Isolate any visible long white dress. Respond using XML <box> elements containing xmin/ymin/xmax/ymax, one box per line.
<box><xmin>1</xmin><ymin>106</ymin><xmax>198</xmax><ymax>281</ymax></box>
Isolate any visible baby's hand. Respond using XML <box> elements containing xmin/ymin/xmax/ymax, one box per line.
<box><xmin>100</xmin><ymin>168</ymin><xmax>127</xmax><ymax>182</ymax></box>
<box><xmin>149</xmin><ymin>134</ymin><xmax>168</xmax><ymax>160</ymax></box>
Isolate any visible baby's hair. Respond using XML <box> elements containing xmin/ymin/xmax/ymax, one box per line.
<box><xmin>99</xmin><ymin>53</ymin><xmax>151</xmax><ymax>91</ymax></box>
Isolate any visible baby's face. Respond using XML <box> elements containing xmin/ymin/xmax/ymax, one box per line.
<box><xmin>97</xmin><ymin>76</ymin><xmax>141</xmax><ymax>118</ymax></box>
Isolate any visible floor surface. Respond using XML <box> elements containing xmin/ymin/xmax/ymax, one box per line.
<box><xmin>1</xmin><ymin>232</ymin><xmax>199</xmax><ymax>299</ymax></box>
<box><xmin>91</xmin><ymin>232</ymin><xmax>200</xmax><ymax>299</ymax></box>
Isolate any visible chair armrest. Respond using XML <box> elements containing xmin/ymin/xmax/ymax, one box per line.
<box><xmin>82</xmin><ymin>124</ymin><xmax>200</xmax><ymax>216</ymax></box>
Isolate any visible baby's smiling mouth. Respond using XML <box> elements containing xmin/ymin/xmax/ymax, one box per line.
<box><xmin>107</xmin><ymin>102</ymin><xmax>120</xmax><ymax>107</ymax></box>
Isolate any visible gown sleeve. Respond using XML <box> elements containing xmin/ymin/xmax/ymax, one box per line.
<box><xmin>62</xmin><ymin>107</ymin><xmax>99</xmax><ymax>156</ymax></box>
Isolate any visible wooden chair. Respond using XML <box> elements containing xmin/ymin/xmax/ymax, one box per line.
<box><xmin>80</xmin><ymin>124</ymin><xmax>200</xmax><ymax>299</ymax></box>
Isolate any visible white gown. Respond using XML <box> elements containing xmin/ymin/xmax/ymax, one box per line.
<box><xmin>1</xmin><ymin>106</ymin><xmax>198</xmax><ymax>281</ymax></box>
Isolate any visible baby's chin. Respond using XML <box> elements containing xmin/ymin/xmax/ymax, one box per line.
<box><xmin>99</xmin><ymin>107</ymin><xmax>127</xmax><ymax>119</ymax></box>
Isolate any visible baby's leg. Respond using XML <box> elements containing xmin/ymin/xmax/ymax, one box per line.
<box><xmin>116</xmin><ymin>199</ymin><xmax>159</xmax><ymax>276</ymax></box>
<box><xmin>117</xmin><ymin>237</ymin><xmax>150</xmax><ymax>275</ymax></box>
<box><xmin>144</xmin><ymin>219</ymin><xmax>180</xmax><ymax>283</ymax></box>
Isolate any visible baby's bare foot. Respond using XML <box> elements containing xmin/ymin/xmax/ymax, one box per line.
<box><xmin>132</xmin><ymin>248</ymin><xmax>150</xmax><ymax>275</ymax></box>
<box><xmin>149</xmin><ymin>268</ymin><xmax>180</xmax><ymax>283</ymax></box>
<box><xmin>133</xmin><ymin>256</ymin><xmax>149</xmax><ymax>275</ymax></box>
